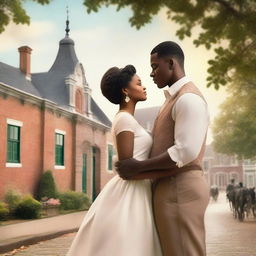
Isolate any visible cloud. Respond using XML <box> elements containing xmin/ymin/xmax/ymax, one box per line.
<box><xmin>0</xmin><ymin>21</ymin><xmax>57</xmax><ymax>53</ymax></box>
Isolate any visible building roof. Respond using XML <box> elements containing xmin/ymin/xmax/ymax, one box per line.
<box><xmin>91</xmin><ymin>98</ymin><xmax>112</xmax><ymax>127</ymax></box>
<box><xmin>0</xmin><ymin>62</ymin><xmax>41</xmax><ymax>97</ymax></box>
<box><xmin>0</xmin><ymin>34</ymin><xmax>111</xmax><ymax>128</ymax></box>
<box><xmin>31</xmin><ymin>35</ymin><xmax>79</xmax><ymax>108</ymax></box>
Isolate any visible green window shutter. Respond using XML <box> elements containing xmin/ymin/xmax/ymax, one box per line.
<box><xmin>108</xmin><ymin>144</ymin><xmax>113</xmax><ymax>170</ymax></box>
<box><xmin>55</xmin><ymin>133</ymin><xmax>64</xmax><ymax>165</ymax></box>
<box><xmin>7</xmin><ymin>125</ymin><xmax>20</xmax><ymax>163</ymax></box>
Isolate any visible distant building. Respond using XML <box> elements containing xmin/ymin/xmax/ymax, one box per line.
<box><xmin>135</xmin><ymin>107</ymin><xmax>256</xmax><ymax>190</ymax></box>
<box><xmin>0</xmin><ymin>20</ymin><xmax>115</xmax><ymax>200</ymax></box>
<box><xmin>203</xmin><ymin>145</ymin><xmax>256</xmax><ymax>189</ymax></box>
<box><xmin>135</xmin><ymin>106</ymin><xmax>160</xmax><ymax>132</ymax></box>
<box><xmin>202</xmin><ymin>145</ymin><xmax>243</xmax><ymax>189</ymax></box>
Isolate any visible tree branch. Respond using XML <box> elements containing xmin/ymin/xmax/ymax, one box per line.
<box><xmin>213</xmin><ymin>0</ymin><xmax>244</xmax><ymax>18</ymax></box>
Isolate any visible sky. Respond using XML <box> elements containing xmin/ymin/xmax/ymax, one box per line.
<box><xmin>0</xmin><ymin>0</ymin><xmax>227</xmax><ymax>144</ymax></box>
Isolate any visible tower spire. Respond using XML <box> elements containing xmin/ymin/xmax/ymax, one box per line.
<box><xmin>65</xmin><ymin>6</ymin><xmax>70</xmax><ymax>37</ymax></box>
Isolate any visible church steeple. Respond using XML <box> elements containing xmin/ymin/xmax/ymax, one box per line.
<box><xmin>65</xmin><ymin>6</ymin><xmax>70</xmax><ymax>37</ymax></box>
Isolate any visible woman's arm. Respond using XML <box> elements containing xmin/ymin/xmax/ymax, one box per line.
<box><xmin>115</xmin><ymin>131</ymin><xmax>134</xmax><ymax>160</ymax></box>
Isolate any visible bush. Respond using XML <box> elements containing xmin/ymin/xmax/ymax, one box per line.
<box><xmin>4</xmin><ymin>189</ymin><xmax>22</xmax><ymax>214</ymax></box>
<box><xmin>0</xmin><ymin>202</ymin><xmax>9</xmax><ymax>220</ymax></box>
<box><xmin>37</xmin><ymin>170</ymin><xmax>58</xmax><ymax>200</ymax></box>
<box><xmin>58</xmin><ymin>191</ymin><xmax>91</xmax><ymax>210</ymax></box>
<box><xmin>14</xmin><ymin>195</ymin><xmax>42</xmax><ymax>219</ymax></box>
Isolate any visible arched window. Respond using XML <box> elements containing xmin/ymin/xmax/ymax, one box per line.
<box><xmin>75</xmin><ymin>89</ymin><xmax>83</xmax><ymax>113</ymax></box>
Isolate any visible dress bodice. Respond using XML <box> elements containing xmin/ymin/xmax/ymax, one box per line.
<box><xmin>111</xmin><ymin>112</ymin><xmax>152</xmax><ymax>161</ymax></box>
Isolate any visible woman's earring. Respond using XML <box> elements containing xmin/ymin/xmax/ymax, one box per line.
<box><xmin>125</xmin><ymin>95</ymin><xmax>130</xmax><ymax>103</ymax></box>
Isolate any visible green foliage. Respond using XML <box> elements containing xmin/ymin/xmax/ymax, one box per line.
<box><xmin>0</xmin><ymin>201</ymin><xmax>9</xmax><ymax>220</ymax></box>
<box><xmin>36</xmin><ymin>170</ymin><xmax>58</xmax><ymax>200</ymax></box>
<box><xmin>2</xmin><ymin>0</ymin><xmax>256</xmax><ymax>89</ymax></box>
<box><xmin>0</xmin><ymin>0</ymin><xmax>51</xmax><ymax>33</ymax></box>
<box><xmin>212</xmin><ymin>78</ymin><xmax>256</xmax><ymax>158</ymax></box>
<box><xmin>84</xmin><ymin>0</ymin><xmax>256</xmax><ymax>158</ymax></box>
<box><xmin>58</xmin><ymin>191</ymin><xmax>91</xmax><ymax>210</ymax></box>
<box><xmin>14</xmin><ymin>195</ymin><xmax>42</xmax><ymax>219</ymax></box>
<box><xmin>83</xmin><ymin>0</ymin><xmax>256</xmax><ymax>90</ymax></box>
<box><xmin>4</xmin><ymin>188</ymin><xmax>22</xmax><ymax>213</ymax></box>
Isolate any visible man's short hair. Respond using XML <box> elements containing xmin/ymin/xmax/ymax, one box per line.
<box><xmin>151</xmin><ymin>41</ymin><xmax>184</xmax><ymax>68</ymax></box>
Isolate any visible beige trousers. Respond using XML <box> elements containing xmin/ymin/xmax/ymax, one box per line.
<box><xmin>153</xmin><ymin>170</ymin><xmax>210</xmax><ymax>256</ymax></box>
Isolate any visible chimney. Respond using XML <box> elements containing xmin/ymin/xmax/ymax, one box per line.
<box><xmin>18</xmin><ymin>46</ymin><xmax>32</xmax><ymax>79</ymax></box>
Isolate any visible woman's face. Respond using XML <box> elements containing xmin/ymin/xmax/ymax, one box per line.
<box><xmin>126</xmin><ymin>74</ymin><xmax>147</xmax><ymax>102</ymax></box>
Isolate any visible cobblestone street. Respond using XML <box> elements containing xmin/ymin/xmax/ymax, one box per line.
<box><xmin>1</xmin><ymin>192</ymin><xmax>256</xmax><ymax>256</ymax></box>
<box><xmin>206</xmin><ymin>192</ymin><xmax>256</xmax><ymax>256</ymax></box>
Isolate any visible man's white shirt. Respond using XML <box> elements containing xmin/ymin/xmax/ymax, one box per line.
<box><xmin>162</xmin><ymin>76</ymin><xmax>210</xmax><ymax>168</ymax></box>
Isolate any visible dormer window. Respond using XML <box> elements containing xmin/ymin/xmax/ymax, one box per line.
<box><xmin>75</xmin><ymin>89</ymin><xmax>83</xmax><ymax>113</ymax></box>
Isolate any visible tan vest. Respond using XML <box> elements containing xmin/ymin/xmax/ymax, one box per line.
<box><xmin>150</xmin><ymin>82</ymin><xmax>207</xmax><ymax>172</ymax></box>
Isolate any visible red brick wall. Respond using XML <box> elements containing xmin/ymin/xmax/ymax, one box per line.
<box><xmin>74</xmin><ymin>120</ymin><xmax>115</xmax><ymax>199</ymax></box>
<box><xmin>42</xmin><ymin>109</ymin><xmax>74</xmax><ymax>193</ymax></box>
<box><xmin>209</xmin><ymin>166</ymin><xmax>243</xmax><ymax>189</ymax></box>
<box><xmin>0</xmin><ymin>95</ymin><xmax>75</xmax><ymax>199</ymax></box>
<box><xmin>0</xmin><ymin>95</ymin><xmax>42</xmax><ymax>199</ymax></box>
<box><xmin>0</xmin><ymin>93</ymin><xmax>114</xmax><ymax>200</ymax></box>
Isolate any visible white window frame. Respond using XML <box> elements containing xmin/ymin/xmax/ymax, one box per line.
<box><xmin>7</xmin><ymin>118</ymin><xmax>23</xmax><ymax>127</ymax></box>
<box><xmin>54</xmin><ymin>129</ymin><xmax>66</xmax><ymax>169</ymax></box>
<box><xmin>6</xmin><ymin>118</ymin><xmax>23</xmax><ymax>168</ymax></box>
<box><xmin>55</xmin><ymin>129</ymin><xmax>66</xmax><ymax>135</ymax></box>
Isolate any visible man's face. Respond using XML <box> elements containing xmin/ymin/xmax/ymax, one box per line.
<box><xmin>150</xmin><ymin>53</ymin><xmax>172</xmax><ymax>88</ymax></box>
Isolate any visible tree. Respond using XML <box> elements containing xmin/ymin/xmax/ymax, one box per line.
<box><xmin>1</xmin><ymin>0</ymin><xmax>256</xmax><ymax>89</ymax></box>
<box><xmin>212</xmin><ymin>77</ymin><xmax>256</xmax><ymax>159</ymax></box>
<box><xmin>0</xmin><ymin>0</ymin><xmax>50</xmax><ymax>33</ymax></box>
<box><xmin>84</xmin><ymin>0</ymin><xmax>256</xmax><ymax>90</ymax></box>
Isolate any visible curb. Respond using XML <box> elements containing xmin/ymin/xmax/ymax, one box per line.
<box><xmin>0</xmin><ymin>228</ymin><xmax>78</xmax><ymax>254</ymax></box>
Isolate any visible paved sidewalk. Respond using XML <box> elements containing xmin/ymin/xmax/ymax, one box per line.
<box><xmin>0</xmin><ymin>211</ymin><xmax>87</xmax><ymax>254</ymax></box>
<box><xmin>2</xmin><ymin>193</ymin><xmax>256</xmax><ymax>255</ymax></box>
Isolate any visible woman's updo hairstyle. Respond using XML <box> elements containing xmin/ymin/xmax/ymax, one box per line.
<box><xmin>101</xmin><ymin>65</ymin><xmax>136</xmax><ymax>104</ymax></box>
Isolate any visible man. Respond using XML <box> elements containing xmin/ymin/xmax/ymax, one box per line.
<box><xmin>116</xmin><ymin>41</ymin><xmax>210</xmax><ymax>256</ymax></box>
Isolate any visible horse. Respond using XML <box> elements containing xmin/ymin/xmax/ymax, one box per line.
<box><xmin>210</xmin><ymin>185</ymin><xmax>219</xmax><ymax>201</ymax></box>
<box><xmin>244</xmin><ymin>188</ymin><xmax>256</xmax><ymax>218</ymax></box>
<box><xmin>226</xmin><ymin>183</ymin><xmax>235</xmax><ymax>211</ymax></box>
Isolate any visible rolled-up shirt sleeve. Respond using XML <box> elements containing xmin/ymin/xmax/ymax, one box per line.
<box><xmin>167</xmin><ymin>93</ymin><xmax>209</xmax><ymax>167</ymax></box>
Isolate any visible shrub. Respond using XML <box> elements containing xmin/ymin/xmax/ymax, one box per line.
<box><xmin>4</xmin><ymin>189</ymin><xmax>22</xmax><ymax>214</ymax></box>
<box><xmin>14</xmin><ymin>195</ymin><xmax>42</xmax><ymax>219</ymax></box>
<box><xmin>0</xmin><ymin>202</ymin><xmax>9</xmax><ymax>220</ymax></box>
<box><xmin>37</xmin><ymin>170</ymin><xmax>58</xmax><ymax>200</ymax></box>
<box><xmin>58</xmin><ymin>191</ymin><xmax>91</xmax><ymax>210</ymax></box>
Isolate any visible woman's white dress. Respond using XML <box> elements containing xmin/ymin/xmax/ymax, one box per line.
<box><xmin>66</xmin><ymin>112</ymin><xmax>162</xmax><ymax>256</ymax></box>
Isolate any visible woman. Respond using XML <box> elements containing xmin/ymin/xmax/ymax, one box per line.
<box><xmin>66</xmin><ymin>65</ymin><xmax>163</xmax><ymax>256</ymax></box>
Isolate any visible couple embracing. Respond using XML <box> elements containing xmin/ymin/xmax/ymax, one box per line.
<box><xmin>67</xmin><ymin>41</ymin><xmax>210</xmax><ymax>256</ymax></box>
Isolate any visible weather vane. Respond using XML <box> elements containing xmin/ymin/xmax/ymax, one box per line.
<box><xmin>65</xmin><ymin>6</ymin><xmax>70</xmax><ymax>36</ymax></box>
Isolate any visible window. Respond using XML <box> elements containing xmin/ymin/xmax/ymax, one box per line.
<box><xmin>75</xmin><ymin>89</ymin><xmax>83</xmax><ymax>113</ymax></box>
<box><xmin>203</xmin><ymin>160</ymin><xmax>209</xmax><ymax>171</ymax></box>
<box><xmin>55</xmin><ymin>133</ymin><xmax>64</xmax><ymax>166</ymax></box>
<box><xmin>7</xmin><ymin>125</ymin><xmax>20</xmax><ymax>163</ymax></box>
<box><xmin>108</xmin><ymin>144</ymin><xmax>113</xmax><ymax>170</ymax></box>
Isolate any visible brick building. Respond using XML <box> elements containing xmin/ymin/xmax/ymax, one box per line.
<box><xmin>202</xmin><ymin>145</ymin><xmax>244</xmax><ymax>190</ymax></box>
<box><xmin>203</xmin><ymin>145</ymin><xmax>256</xmax><ymax>190</ymax></box>
<box><xmin>0</xmin><ymin>25</ymin><xmax>115</xmax><ymax>200</ymax></box>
